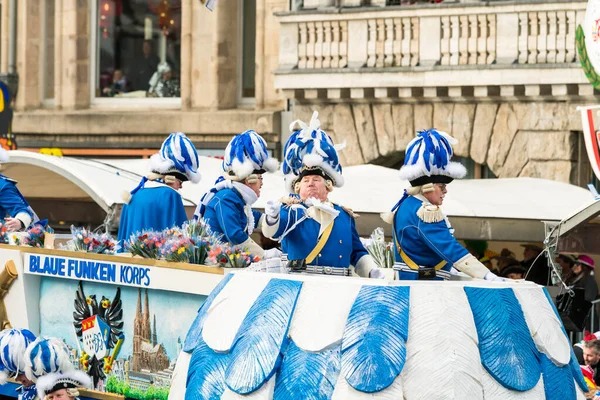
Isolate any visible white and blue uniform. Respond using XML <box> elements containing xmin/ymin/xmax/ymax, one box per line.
<box><xmin>0</xmin><ymin>175</ymin><xmax>40</xmax><ymax>229</ymax></box>
<box><xmin>202</xmin><ymin>187</ymin><xmax>262</xmax><ymax>246</ymax></box>
<box><xmin>264</xmin><ymin>198</ymin><xmax>371</xmax><ymax>277</ymax></box>
<box><xmin>392</xmin><ymin>193</ymin><xmax>468</xmax><ymax>281</ymax></box>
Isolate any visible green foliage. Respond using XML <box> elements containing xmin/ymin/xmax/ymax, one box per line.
<box><xmin>577</xmin><ymin>25</ymin><xmax>600</xmax><ymax>90</ymax></box>
<box><xmin>105</xmin><ymin>375</ymin><xmax>118</xmax><ymax>393</ymax></box>
<box><xmin>104</xmin><ymin>375</ymin><xmax>170</xmax><ymax>400</ymax></box>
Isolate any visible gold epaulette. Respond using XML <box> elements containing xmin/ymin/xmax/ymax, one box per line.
<box><xmin>280</xmin><ymin>196</ymin><xmax>303</xmax><ymax>206</ymax></box>
<box><xmin>338</xmin><ymin>204</ymin><xmax>360</xmax><ymax>219</ymax></box>
<box><xmin>417</xmin><ymin>203</ymin><xmax>445</xmax><ymax>223</ymax></box>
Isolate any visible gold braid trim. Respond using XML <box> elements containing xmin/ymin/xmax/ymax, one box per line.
<box><xmin>338</xmin><ymin>204</ymin><xmax>360</xmax><ymax>219</ymax></box>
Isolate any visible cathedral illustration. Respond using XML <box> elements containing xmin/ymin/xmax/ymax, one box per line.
<box><xmin>131</xmin><ymin>289</ymin><xmax>169</xmax><ymax>372</ymax></box>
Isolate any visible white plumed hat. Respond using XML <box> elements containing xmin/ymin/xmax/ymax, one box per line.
<box><xmin>150</xmin><ymin>132</ymin><xmax>201</xmax><ymax>184</ymax></box>
<box><xmin>282</xmin><ymin>111</ymin><xmax>345</xmax><ymax>193</ymax></box>
<box><xmin>222</xmin><ymin>130</ymin><xmax>279</xmax><ymax>181</ymax></box>
<box><xmin>399</xmin><ymin>129</ymin><xmax>466</xmax><ymax>186</ymax></box>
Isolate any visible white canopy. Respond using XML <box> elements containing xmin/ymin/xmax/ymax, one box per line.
<box><xmin>1</xmin><ymin>151</ymin><xmax>594</xmax><ymax>240</ymax></box>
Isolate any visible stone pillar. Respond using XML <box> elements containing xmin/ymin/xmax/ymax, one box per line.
<box><xmin>53</xmin><ymin>0</ymin><xmax>63</xmax><ymax>107</ymax></box>
<box><xmin>348</xmin><ymin>20</ymin><xmax>368</xmax><ymax>68</ymax></box>
<box><xmin>0</xmin><ymin>1</ymin><xmax>9</xmax><ymax>72</ymax></box>
<box><xmin>213</xmin><ymin>0</ymin><xmax>239</xmax><ymax>109</ymax></box>
<box><xmin>56</xmin><ymin>0</ymin><xmax>90</xmax><ymax>110</ymax></box>
<box><xmin>15</xmin><ymin>0</ymin><xmax>42</xmax><ymax>111</ymax></box>
<box><xmin>419</xmin><ymin>17</ymin><xmax>441</xmax><ymax>67</ymax></box>
<box><xmin>496</xmin><ymin>13</ymin><xmax>518</xmax><ymax>65</ymax></box>
<box><xmin>258</xmin><ymin>0</ymin><xmax>288</xmax><ymax>110</ymax></box>
<box><xmin>190</xmin><ymin>0</ymin><xmax>238</xmax><ymax>109</ymax></box>
<box><xmin>255</xmin><ymin>0</ymin><xmax>265</xmax><ymax>109</ymax></box>
<box><xmin>180</xmin><ymin>0</ymin><xmax>193</xmax><ymax>110</ymax></box>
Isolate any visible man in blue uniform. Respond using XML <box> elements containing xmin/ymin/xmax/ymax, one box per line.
<box><xmin>0</xmin><ymin>149</ymin><xmax>42</xmax><ymax>231</ymax></box>
<box><xmin>383</xmin><ymin>129</ymin><xmax>500</xmax><ymax>281</ymax></box>
<box><xmin>262</xmin><ymin>111</ymin><xmax>384</xmax><ymax>278</ymax></box>
<box><xmin>118</xmin><ymin>132</ymin><xmax>201</xmax><ymax>246</ymax></box>
<box><xmin>194</xmin><ymin>130</ymin><xmax>279</xmax><ymax>257</ymax></box>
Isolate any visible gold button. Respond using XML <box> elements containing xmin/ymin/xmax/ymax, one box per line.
<box><xmin>339</xmin><ymin>240</ymin><xmax>343</xmax><ymax>244</ymax></box>
<box><xmin>339</xmin><ymin>255</ymin><xmax>343</xmax><ymax>259</ymax></box>
<box><xmin>318</xmin><ymin>253</ymin><xmax>322</xmax><ymax>257</ymax></box>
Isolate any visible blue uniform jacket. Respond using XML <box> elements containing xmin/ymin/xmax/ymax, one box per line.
<box><xmin>271</xmin><ymin>202</ymin><xmax>367</xmax><ymax>268</ymax></box>
<box><xmin>0</xmin><ymin>175</ymin><xmax>33</xmax><ymax>224</ymax></box>
<box><xmin>393</xmin><ymin>195</ymin><xmax>468</xmax><ymax>271</ymax></box>
<box><xmin>203</xmin><ymin>187</ymin><xmax>262</xmax><ymax>246</ymax></box>
<box><xmin>118</xmin><ymin>185</ymin><xmax>187</xmax><ymax>244</ymax></box>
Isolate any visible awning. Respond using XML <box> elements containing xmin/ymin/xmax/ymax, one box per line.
<box><xmin>1</xmin><ymin>151</ymin><xmax>594</xmax><ymax>241</ymax></box>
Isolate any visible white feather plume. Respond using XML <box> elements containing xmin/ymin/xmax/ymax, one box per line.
<box><xmin>481</xmin><ymin>370</ymin><xmax>544</xmax><ymax>400</ymax></box>
<box><xmin>402</xmin><ymin>286</ymin><xmax>484</xmax><ymax>400</ymax></box>
<box><xmin>168</xmin><ymin>351</ymin><xmax>191</xmax><ymax>400</ymax></box>
<box><xmin>331</xmin><ymin>371</ymin><xmax>404</xmax><ymax>399</ymax></box>
<box><xmin>288</xmin><ymin>281</ymin><xmax>362</xmax><ymax>352</ymax></box>
<box><xmin>202</xmin><ymin>274</ymin><xmax>272</xmax><ymax>352</ymax></box>
<box><xmin>24</xmin><ymin>337</ymin><xmax>74</xmax><ymax>382</ymax></box>
<box><xmin>0</xmin><ymin>148</ymin><xmax>8</xmax><ymax>163</ymax></box>
<box><xmin>221</xmin><ymin>375</ymin><xmax>275</xmax><ymax>399</ymax></box>
<box><xmin>513</xmin><ymin>287</ymin><xmax>571</xmax><ymax>366</ymax></box>
<box><xmin>0</xmin><ymin>370</ymin><xmax>8</xmax><ymax>385</ymax></box>
<box><xmin>262</xmin><ymin>157</ymin><xmax>279</xmax><ymax>173</ymax></box>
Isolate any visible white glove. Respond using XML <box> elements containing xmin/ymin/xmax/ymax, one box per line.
<box><xmin>263</xmin><ymin>248</ymin><xmax>282</xmax><ymax>260</ymax></box>
<box><xmin>265</xmin><ymin>200</ymin><xmax>281</xmax><ymax>220</ymax></box>
<box><xmin>369</xmin><ymin>268</ymin><xmax>386</xmax><ymax>280</ymax></box>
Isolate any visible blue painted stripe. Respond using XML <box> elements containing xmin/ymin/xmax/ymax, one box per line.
<box><xmin>464</xmin><ymin>287</ymin><xmax>541</xmax><ymax>391</ymax></box>
<box><xmin>183</xmin><ymin>273</ymin><xmax>234</xmax><ymax>353</ymax></box>
<box><xmin>225</xmin><ymin>279</ymin><xmax>303</xmax><ymax>395</ymax></box>
<box><xmin>540</xmin><ymin>353</ymin><xmax>575</xmax><ymax>400</ymax></box>
<box><xmin>542</xmin><ymin>288</ymin><xmax>588</xmax><ymax>393</ymax></box>
<box><xmin>274</xmin><ymin>340</ymin><xmax>341</xmax><ymax>400</ymax></box>
<box><xmin>342</xmin><ymin>285</ymin><xmax>410</xmax><ymax>393</ymax></box>
<box><xmin>185</xmin><ymin>337</ymin><xmax>229</xmax><ymax>400</ymax></box>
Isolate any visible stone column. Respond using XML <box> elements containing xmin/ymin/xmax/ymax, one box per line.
<box><xmin>56</xmin><ymin>0</ymin><xmax>90</xmax><ymax>110</ymax></box>
<box><xmin>213</xmin><ymin>0</ymin><xmax>239</xmax><ymax>109</ymax></box>
<box><xmin>0</xmin><ymin>1</ymin><xmax>9</xmax><ymax>72</ymax></box>
<box><xmin>255</xmin><ymin>0</ymin><xmax>265</xmax><ymax>109</ymax></box>
<box><xmin>180</xmin><ymin>0</ymin><xmax>193</xmax><ymax>110</ymax></box>
<box><xmin>419</xmin><ymin>17</ymin><xmax>441</xmax><ymax>67</ymax></box>
<box><xmin>53</xmin><ymin>0</ymin><xmax>63</xmax><ymax>107</ymax></box>
<box><xmin>15</xmin><ymin>0</ymin><xmax>42</xmax><ymax>111</ymax></box>
<box><xmin>258</xmin><ymin>0</ymin><xmax>288</xmax><ymax>110</ymax></box>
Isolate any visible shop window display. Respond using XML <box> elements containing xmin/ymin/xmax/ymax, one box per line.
<box><xmin>96</xmin><ymin>0</ymin><xmax>181</xmax><ymax>98</ymax></box>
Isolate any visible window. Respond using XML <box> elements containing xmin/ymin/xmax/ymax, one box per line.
<box><xmin>95</xmin><ymin>0</ymin><xmax>181</xmax><ymax>99</ymax></box>
<box><xmin>240</xmin><ymin>0</ymin><xmax>256</xmax><ymax>100</ymax></box>
<box><xmin>42</xmin><ymin>0</ymin><xmax>55</xmax><ymax>100</ymax></box>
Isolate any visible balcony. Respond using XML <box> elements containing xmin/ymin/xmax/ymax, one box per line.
<box><xmin>275</xmin><ymin>0</ymin><xmax>592</xmax><ymax>102</ymax></box>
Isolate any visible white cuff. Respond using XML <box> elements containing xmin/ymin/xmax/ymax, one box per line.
<box><xmin>15</xmin><ymin>212</ymin><xmax>32</xmax><ymax>230</ymax></box>
<box><xmin>355</xmin><ymin>255</ymin><xmax>378</xmax><ymax>278</ymax></box>
<box><xmin>240</xmin><ymin>238</ymin><xmax>264</xmax><ymax>258</ymax></box>
<box><xmin>261</xmin><ymin>215</ymin><xmax>280</xmax><ymax>239</ymax></box>
<box><xmin>453</xmin><ymin>254</ymin><xmax>489</xmax><ymax>279</ymax></box>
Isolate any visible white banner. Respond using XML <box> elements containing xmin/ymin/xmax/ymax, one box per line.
<box><xmin>22</xmin><ymin>252</ymin><xmax>224</xmax><ymax>296</ymax></box>
<box><xmin>578</xmin><ymin>106</ymin><xmax>600</xmax><ymax>182</ymax></box>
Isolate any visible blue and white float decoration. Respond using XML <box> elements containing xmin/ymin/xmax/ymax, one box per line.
<box><xmin>169</xmin><ymin>272</ymin><xmax>586</xmax><ymax>400</ymax></box>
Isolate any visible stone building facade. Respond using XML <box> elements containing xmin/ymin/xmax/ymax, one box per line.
<box><xmin>0</xmin><ymin>0</ymin><xmax>597</xmax><ymax>185</ymax></box>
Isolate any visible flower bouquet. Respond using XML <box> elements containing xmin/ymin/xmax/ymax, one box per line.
<box><xmin>125</xmin><ymin>231</ymin><xmax>165</xmax><ymax>259</ymax></box>
<box><xmin>161</xmin><ymin>236</ymin><xmax>214</xmax><ymax>265</ymax></box>
<box><xmin>67</xmin><ymin>226</ymin><xmax>118</xmax><ymax>254</ymax></box>
<box><xmin>23</xmin><ymin>225</ymin><xmax>54</xmax><ymax>248</ymax></box>
<box><xmin>183</xmin><ymin>219</ymin><xmax>212</xmax><ymax>238</ymax></box>
<box><xmin>208</xmin><ymin>245</ymin><xmax>260</xmax><ymax>269</ymax></box>
<box><xmin>365</xmin><ymin>227</ymin><xmax>395</xmax><ymax>269</ymax></box>
<box><xmin>0</xmin><ymin>222</ymin><xmax>7</xmax><ymax>244</ymax></box>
